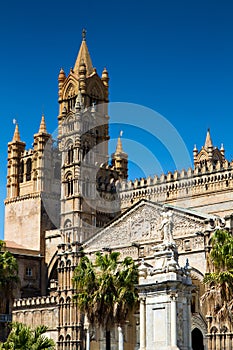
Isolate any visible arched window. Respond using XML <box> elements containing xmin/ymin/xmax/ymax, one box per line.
<box><xmin>66</xmin><ymin>173</ymin><xmax>73</xmax><ymax>196</ymax></box>
<box><xmin>82</xmin><ymin>142</ymin><xmax>90</xmax><ymax>162</ymax></box>
<box><xmin>83</xmin><ymin>117</ymin><xmax>90</xmax><ymax>133</ymax></box>
<box><xmin>64</xmin><ymin>219</ymin><xmax>72</xmax><ymax>228</ymax></box>
<box><xmin>67</xmin><ymin>146</ymin><xmax>74</xmax><ymax>164</ymax></box>
<box><xmin>58</xmin><ymin>335</ymin><xmax>64</xmax><ymax>350</ymax></box>
<box><xmin>19</xmin><ymin>160</ymin><xmax>24</xmax><ymax>183</ymax></box>
<box><xmin>67</xmin><ymin>117</ymin><xmax>74</xmax><ymax>132</ymax></box>
<box><xmin>192</xmin><ymin>328</ymin><xmax>204</xmax><ymax>350</ymax></box>
<box><xmin>65</xmin><ymin>334</ymin><xmax>71</xmax><ymax>350</ymax></box>
<box><xmin>26</xmin><ymin>158</ymin><xmax>32</xmax><ymax>181</ymax></box>
<box><xmin>82</xmin><ymin>176</ymin><xmax>90</xmax><ymax>197</ymax></box>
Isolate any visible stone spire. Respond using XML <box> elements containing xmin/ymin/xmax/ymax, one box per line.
<box><xmin>38</xmin><ymin>114</ymin><xmax>47</xmax><ymax>134</ymax></box>
<box><xmin>204</xmin><ymin>128</ymin><xmax>213</xmax><ymax>149</ymax></box>
<box><xmin>73</xmin><ymin>30</ymin><xmax>94</xmax><ymax>76</ymax></box>
<box><xmin>12</xmin><ymin>123</ymin><xmax>21</xmax><ymax>142</ymax></box>
<box><xmin>116</xmin><ymin>135</ymin><xmax>123</xmax><ymax>154</ymax></box>
<box><xmin>112</xmin><ymin>131</ymin><xmax>128</xmax><ymax>180</ymax></box>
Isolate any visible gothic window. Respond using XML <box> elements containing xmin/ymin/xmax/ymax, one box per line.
<box><xmin>66</xmin><ymin>173</ymin><xmax>73</xmax><ymax>196</ymax></box>
<box><xmin>59</xmin><ymin>298</ymin><xmax>64</xmax><ymax>327</ymax></box>
<box><xmin>67</xmin><ymin>117</ymin><xmax>74</xmax><ymax>132</ymax></box>
<box><xmin>67</xmin><ymin>146</ymin><xmax>74</xmax><ymax>164</ymax></box>
<box><xmin>26</xmin><ymin>158</ymin><xmax>32</xmax><ymax>181</ymax></box>
<box><xmin>65</xmin><ymin>83</ymin><xmax>76</xmax><ymax>112</ymax></box>
<box><xmin>64</xmin><ymin>219</ymin><xmax>72</xmax><ymax>228</ymax></box>
<box><xmin>83</xmin><ymin>116</ymin><xmax>90</xmax><ymax>133</ymax></box>
<box><xmin>67</xmin><ymin>97</ymin><xmax>75</xmax><ymax>111</ymax></box>
<box><xmin>82</xmin><ymin>176</ymin><xmax>90</xmax><ymax>197</ymax></box>
<box><xmin>65</xmin><ymin>335</ymin><xmax>71</xmax><ymax>350</ymax></box>
<box><xmin>66</xmin><ymin>297</ymin><xmax>71</xmax><ymax>324</ymax></box>
<box><xmin>66</xmin><ymin>231</ymin><xmax>71</xmax><ymax>243</ymax></box>
<box><xmin>82</xmin><ymin>142</ymin><xmax>90</xmax><ymax>162</ymax></box>
<box><xmin>19</xmin><ymin>160</ymin><xmax>24</xmax><ymax>183</ymax></box>
<box><xmin>58</xmin><ymin>335</ymin><xmax>64</xmax><ymax>350</ymax></box>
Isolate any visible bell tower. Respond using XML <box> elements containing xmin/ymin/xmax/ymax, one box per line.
<box><xmin>57</xmin><ymin>30</ymin><xmax>113</xmax><ymax>350</ymax></box>
<box><xmin>58</xmin><ymin>31</ymin><xmax>111</xmax><ymax>244</ymax></box>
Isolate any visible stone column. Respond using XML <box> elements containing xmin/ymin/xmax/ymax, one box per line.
<box><xmin>139</xmin><ymin>297</ymin><xmax>146</xmax><ymax>350</ymax></box>
<box><xmin>170</xmin><ymin>293</ymin><xmax>178</xmax><ymax>347</ymax></box>
<box><xmin>84</xmin><ymin>316</ymin><xmax>90</xmax><ymax>350</ymax></box>
<box><xmin>86</xmin><ymin>328</ymin><xmax>90</xmax><ymax>350</ymax></box>
<box><xmin>118</xmin><ymin>326</ymin><xmax>124</xmax><ymax>350</ymax></box>
<box><xmin>187</xmin><ymin>297</ymin><xmax>192</xmax><ymax>350</ymax></box>
<box><xmin>226</xmin><ymin>333</ymin><xmax>231</xmax><ymax>350</ymax></box>
<box><xmin>216</xmin><ymin>333</ymin><xmax>221</xmax><ymax>350</ymax></box>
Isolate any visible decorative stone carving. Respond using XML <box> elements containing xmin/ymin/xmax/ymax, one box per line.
<box><xmin>84</xmin><ymin>201</ymin><xmax>210</xmax><ymax>255</ymax></box>
<box><xmin>158</xmin><ymin>209</ymin><xmax>174</xmax><ymax>244</ymax></box>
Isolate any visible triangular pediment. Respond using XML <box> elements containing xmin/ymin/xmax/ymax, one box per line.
<box><xmin>83</xmin><ymin>200</ymin><xmax>219</xmax><ymax>253</ymax></box>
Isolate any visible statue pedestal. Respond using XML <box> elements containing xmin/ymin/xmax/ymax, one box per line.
<box><xmin>138</xmin><ymin>239</ymin><xmax>192</xmax><ymax>350</ymax></box>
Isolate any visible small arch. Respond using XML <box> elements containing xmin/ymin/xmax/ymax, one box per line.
<box><xmin>64</xmin><ymin>219</ymin><xmax>72</xmax><ymax>228</ymax></box>
<box><xmin>192</xmin><ymin>328</ymin><xmax>204</xmax><ymax>350</ymax></box>
<box><xmin>59</xmin><ymin>261</ymin><xmax>65</xmax><ymax>269</ymax></box>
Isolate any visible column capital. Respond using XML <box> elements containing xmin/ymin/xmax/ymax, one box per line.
<box><xmin>170</xmin><ymin>292</ymin><xmax>178</xmax><ymax>301</ymax></box>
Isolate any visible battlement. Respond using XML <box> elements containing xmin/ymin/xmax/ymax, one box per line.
<box><xmin>119</xmin><ymin>160</ymin><xmax>233</xmax><ymax>192</ymax></box>
<box><xmin>118</xmin><ymin>160</ymin><xmax>233</xmax><ymax>216</ymax></box>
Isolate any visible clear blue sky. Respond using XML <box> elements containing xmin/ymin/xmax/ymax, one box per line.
<box><xmin>0</xmin><ymin>0</ymin><xmax>232</xmax><ymax>239</ymax></box>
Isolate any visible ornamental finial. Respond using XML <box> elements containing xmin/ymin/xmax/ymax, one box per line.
<box><xmin>82</xmin><ymin>28</ymin><xmax>87</xmax><ymax>41</ymax></box>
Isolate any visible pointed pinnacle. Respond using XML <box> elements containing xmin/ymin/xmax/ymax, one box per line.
<box><xmin>12</xmin><ymin>123</ymin><xmax>20</xmax><ymax>142</ymax></box>
<box><xmin>39</xmin><ymin>114</ymin><xmax>47</xmax><ymax>133</ymax></box>
<box><xmin>116</xmin><ymin>136</ymin><xmax>123</xmax><ymax>153</ymax></box>
<box><xmin>204</xmin><ymin>128</ymin><xmax>213</xmax><ymax>148</ymax></box>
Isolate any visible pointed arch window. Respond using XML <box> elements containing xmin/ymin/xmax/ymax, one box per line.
<box><xmin>67</xmin><ymin>146</ymin><xmax>74</xmax><ymax>164</ymax></box>
<box><xmin>83</xmin><ymin>116</ymin><xmax>90</xmax><ymax>133</ymax></box>
<box><xmin>19</xmin><ymin>160</ymin><xmax>24</xmax><ymax>183</ymax></box>
<box><xmin>67</xmin><ymin>117</ymin><xmax>74</xmax><ymax>132</ymax></box>
<box><xmin>82</xmin><ymin>176</ymin><xmax>90</xmax><ymax>197</ymax></box>
<box><xmin>82</xmin><ymin>142</ymin><xmax>90</xmax><ymax>163</ymax></box>
<box><xmin>26</xmin><ymin>158</ymin><xmax>32</xmax><ymax>181</ymax></box>
<box><xmin>66</xmin><ymin>173</ymin><xmax>73</xmax><ymax>196</ymax></box>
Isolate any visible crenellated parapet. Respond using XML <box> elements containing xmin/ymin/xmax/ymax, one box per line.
<box><xmin>118</xmin><ymin>161</ymin><xmax>233</xmax><ymax>216</ymax></box>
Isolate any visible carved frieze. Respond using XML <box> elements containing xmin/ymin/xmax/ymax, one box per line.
<box><xmin>84</xmin><ymin>201</ymin><xmax>211</xmax><ymax>256</ymax></box>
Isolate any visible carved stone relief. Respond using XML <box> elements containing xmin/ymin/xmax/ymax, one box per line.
<box><xmin>85</xmin><ymin>202</ymin><xmax>208</xmax><ymax>254</ymax></box>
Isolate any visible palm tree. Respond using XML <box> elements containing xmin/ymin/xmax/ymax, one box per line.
<box><xmin>0</xmin><ymin>322</ymin><xmax>55</xmax><ymax>349</ymax></box>
<box><xmin>202</xmin><ymin>229</ymin><xmax>233</xmax><ymax>320</ymax></box>
<box><xmin>0</xmin><ymin>241</ymin><xmax>19</xmax><ymax>315</ymax></box>
<box><xmin>73</xmin><ymin>251</ymin><xmax>138</xmax><ymax>350</ymax></box>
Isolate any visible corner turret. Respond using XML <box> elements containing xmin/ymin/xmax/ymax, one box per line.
<box><xmin>193</xmin><ymin>129</ymin><xmax>225</xmax><ymax>169</ymax></box>
<box><xmin>6</xmin><ymin>123</ymin><xmax>26</xmax><ymax>198</ymax></box>
<box><xmin>111</xmin><ymin>132</ymin><xmax>128</xmax><ymax>180</ymax></box>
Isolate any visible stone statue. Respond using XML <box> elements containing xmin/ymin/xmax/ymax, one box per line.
<box><xmin>159</xmin><ymin>209</ymin><xmax>174</xmax><ymax>244</ymax></box>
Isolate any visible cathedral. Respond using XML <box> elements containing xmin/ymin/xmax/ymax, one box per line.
<box><xmin>3</xmin><ymin>31</ymin><xmax>233</xmax><ymax>350</ymax></box>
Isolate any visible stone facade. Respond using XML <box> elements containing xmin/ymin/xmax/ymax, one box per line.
<box><xmin>4</xmin><ymin>33</ymin><xmax>233</xmax><ymax>350</ymax></box>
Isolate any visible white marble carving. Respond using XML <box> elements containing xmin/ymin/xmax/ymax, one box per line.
<box><xmin>84</xmin><ymin>201</ymin><xmax>212</xmax><ymax>254</ymax></box>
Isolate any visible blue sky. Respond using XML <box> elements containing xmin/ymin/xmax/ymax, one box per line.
<box><xmin>0</xmin><ymin>0</ymin><xmax>232</xmax><ymax>239</ymax></box>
